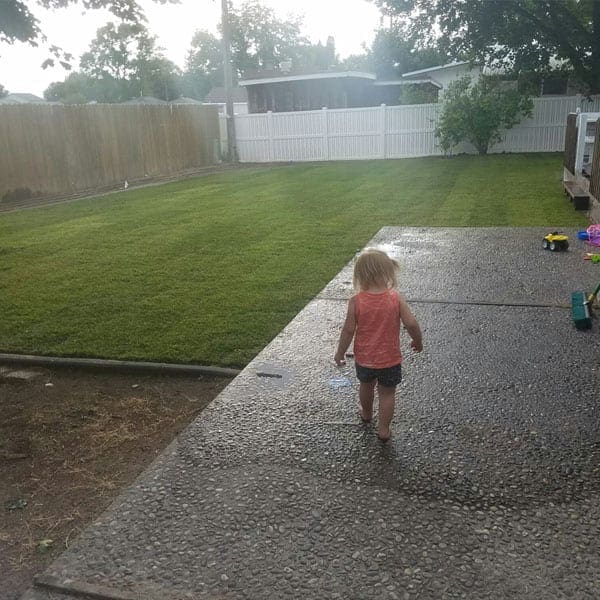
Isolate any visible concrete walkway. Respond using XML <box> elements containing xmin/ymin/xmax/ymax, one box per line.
<box><xmin>22</xmin><ymin>228</ymin><xmax>600</xmax><ymax>600</ymax></box>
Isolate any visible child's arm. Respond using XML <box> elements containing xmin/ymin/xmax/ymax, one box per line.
<box><xmin>334</xmin><ymin>296</ymin><xmax>357</xmax><ymax>366</ymax></box>
<box><xmin>399</xmin><ymin>294</ymin><xmax>423</xmax><ymax>352</ymax></box>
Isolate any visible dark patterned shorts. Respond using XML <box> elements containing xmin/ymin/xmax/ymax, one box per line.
<box><xmin>355</xmin><ymin>362</ymin><xmax>402</xmax><ymax>388</ymax></box>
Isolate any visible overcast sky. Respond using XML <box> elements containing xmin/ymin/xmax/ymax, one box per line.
<box><xmin>0</xmin><ymin>0</ymin><xmax>382</xmax><ymax>96</ymax></box>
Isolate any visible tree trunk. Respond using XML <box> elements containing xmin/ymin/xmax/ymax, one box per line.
<box><xmin>474</xmin><ymin>138</ymin><xmax>489</xmax><ymax>155</ymax></box>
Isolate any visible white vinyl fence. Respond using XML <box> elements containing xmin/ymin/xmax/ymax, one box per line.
<box><xmin>227</xmin><ymin>95</ymin><xmax>600</xmax><ymax>163</ymax></box>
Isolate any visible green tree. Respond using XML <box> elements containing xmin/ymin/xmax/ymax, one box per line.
<box><xmin>135</xmin><ymin>54</ymin><xmax>181</xmax><ymax>100</ymax></box>
<box><xmin>0</xmin><ymin>84</ymin><xmax>8</xmax><ymax>98</ymax></box>
<box><xmin>45</xmin><ymin>72</ymin><xmax>101</xmax><ymax>103</ymax></box>
<box><xmin>184</xmin><ymin>3</ymin><xmax>325</xmax><ymax>98</ymax></box>
<box><xmin>186</xmin><ymin>30</ymin><xmax>223</xmax><ymax>81</ymax></box>
<box><xmin>340</xmin><ymin>23</ymin><xmax>443</xmax><ymax>79</ymax></box>
<box><xmin>339</xmin><ymin>24</ymin><xmax>444</xmax><ymax>104</ymax></box>
<box><xmin>294</xmin><ymin>36</ymin><xmax>338</xmax><ymax>70</ymax></box>
<box><xmin>228</xmin><ymin>0</ymin><xmax>309</xmax><ymax>74</ymax></box>
<box><xmin>340</xmin><ymin>52</ymin><xmax>369</xmax><ymax>72</ymax></box>
<box><xmin>46</xmin><ymin>21</ymin><xmax>181</xmax><ymax>102</ymax></box>
<box><xmin>80</xmin><ymin>22</ymin><xmax>149</xmax><ymax>80</ymax></box>
<box><xmin>183</xmin><ymin>29</ymin><xmax>223</xmax><ymax>99</ymax></box>
<box><xmin>373</xmin><ymin>0</ymin><xmax>600</xmax><ymax>94</ymax></box>
<box><xmin>45</xmin><ymin>70</ymin><xmax>133</xmax><ymax>103</ymax></box>
<box><xmin>0</xmin><ymin>0</ymin><xmax>178</xmax><ymax>69</ymax></box>
<box><xmin>435</xmin><ymin>75</ymin><xmax>533</xmax><ymax>155</ymax></box>
<box><xmin>369</xmin><ymin>25</ymin><xmax>444</xmax><ymax>78</ymax></box>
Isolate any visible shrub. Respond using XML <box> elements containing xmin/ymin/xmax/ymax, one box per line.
<box><xmin>436</xmin><ymin>75</ymin><xmax>533</xmax><ymax>155</ymax></box>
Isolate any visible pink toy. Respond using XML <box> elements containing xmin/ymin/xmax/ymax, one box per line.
<box><xmin>587</xmin><ymin>224</ymin><xmax>600</xmax><ymax>247</ymax></box>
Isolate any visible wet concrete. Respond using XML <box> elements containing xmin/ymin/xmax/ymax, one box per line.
<box><xmin>22</xmin><ymin>228</ymin><xmax>600</xmax><ymax>600</ymax></box>
<box><xmin>320</xmin><ymin>227</ymin><xmax>595</xmax><ymax>306</ymax></box>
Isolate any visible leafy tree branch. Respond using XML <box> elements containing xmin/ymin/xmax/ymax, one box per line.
<box><xmin>373</xmin><ymin>0</ymin><xmax>600</xmax><ymax>93</ymax></box>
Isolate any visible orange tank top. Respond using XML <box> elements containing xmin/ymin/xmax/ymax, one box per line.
<box><xmin>353</xmin><ymin>290</ymin><xmax>402</xmax><ymax>369</ymax></box>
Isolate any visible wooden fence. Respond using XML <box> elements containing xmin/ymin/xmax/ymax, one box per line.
<box><xmin>0</xmin><ymin>103</ymin><xmax>220</xmax><ymax>203</ymax></box>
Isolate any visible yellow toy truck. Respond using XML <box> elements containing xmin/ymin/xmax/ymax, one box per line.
<box><xmin>542</xmin><ymin>232</ymin><xmax>569</xmax><ymax>251</ymax></box>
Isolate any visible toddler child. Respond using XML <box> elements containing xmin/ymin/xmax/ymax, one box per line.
<box><xmin>334</xmin><ymin>248</ymin><xmax>423</xmax><ymax>441</ymax></box>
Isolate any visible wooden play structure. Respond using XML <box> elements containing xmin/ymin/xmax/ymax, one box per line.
<box><xmin>563</xmin><ymin>111</ymin><xmax>600</xmax><ymax>211</ymax></box>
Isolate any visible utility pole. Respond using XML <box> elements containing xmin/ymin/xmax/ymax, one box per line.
<box><xmin>221</xmin><ymin>0</ymin><xmax>239</xmax><ymax>162</ymax></box>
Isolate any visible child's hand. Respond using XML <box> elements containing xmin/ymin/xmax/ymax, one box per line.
<box><xmin>334</xmin><ymin>352</ymin><xmax>346</xmax><ymax>366</ymax></box>
<box><xmin>411</xmin><ymin>339</ymin><xmax>423</xmax><ymax>352</ymax></box>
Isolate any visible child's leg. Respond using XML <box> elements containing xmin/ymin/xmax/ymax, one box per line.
<box><xmin>377</xmin><ymin>384</ymin><xmax>396</xmax><ymax>440</ymax></box>
<box><xmin>359</xmin><ymin>380</ymin><xmax>377</xmax><ymax>421</ymax></box>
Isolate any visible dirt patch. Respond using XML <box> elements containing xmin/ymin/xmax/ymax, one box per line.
<box><xmin>0</xmin><ymin>367</ymin><xmax>230</xmax><ymax>600</ymax></box>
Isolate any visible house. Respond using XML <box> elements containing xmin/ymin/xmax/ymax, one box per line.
<box><xmin>170</xmin><ymin>96</ymin><xmax>203</xmax><ymax>105</ymax></box>
<box><xmin>403</xmin><ymin>61</ymin><xmax>589</xmax><ymax>97</ymax></box>
<box><xmin>204</xmin><ymin>87</ymin><xmax>249</xmax><ymax>114</ymax></box>
<box><xmin>238</xmin><ymin>63</ymin><xmax>480</xmax><ymax>113</ymax></box>
<box><xmin>0</xmin><ymin>93</ymin><xmax>49</xmax><ymax>104</ymax></box>
<box><xmin>401</xmin><ymin>61</ymin><xmax>481</xmax><ymax>95</ymax></box>
<box><xmin>239</xmin><ymin>71</ymin><xmax>381</xmax><ymax>113</ymax></box>
<box><xmin>238</xmin><ymin>60</ymin><xmax>585</xmax><ymax>114</ymax></box>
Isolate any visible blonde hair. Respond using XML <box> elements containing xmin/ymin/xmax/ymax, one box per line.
<box><xmin>353</xmin><ymin>248</ymin><xmax>399</xmax><ymax>291</ymax></box>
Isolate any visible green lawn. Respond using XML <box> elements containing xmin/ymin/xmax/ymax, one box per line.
<box><xmin>0</xmin><ymin>154</ymin><xmax>587</xmax><ymax>367</ymax></box>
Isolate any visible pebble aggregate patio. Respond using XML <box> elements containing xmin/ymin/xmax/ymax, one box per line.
<box><xmin>23</xmin><ymin>227</ymin><xmax>600</xmax><ymax>600</ymax></box>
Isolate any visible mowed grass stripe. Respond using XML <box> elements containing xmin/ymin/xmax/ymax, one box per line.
<box><xmin>0</xmin><ymin>155</ymin><xmax>586</xmax><ymax>366</ymax></box>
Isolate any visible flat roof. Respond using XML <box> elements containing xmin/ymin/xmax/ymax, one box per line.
<box><xmin>240</xmin><ymin>71</ymin><xmax>376</xmax><ymax>86</ymax></box>
<box><xmin>373</xmin><ymin>79</ymin><xmax>442</xmax><ymax>88</ymax></box>
<box><xmin>402</xmin><ymin>61</ymin><xmax>469</xmax><ymax>78</ymax></box>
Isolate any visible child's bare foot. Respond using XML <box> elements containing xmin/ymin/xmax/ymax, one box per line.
<box><xmin>358</xmin><ymin>405</ymin><xmax>372</xmax><ymax>423</ymax></box>
<box><xmin>378</xmin><ymin>427</ymin><xmax>391</xmax><ymax>441</ymax></box>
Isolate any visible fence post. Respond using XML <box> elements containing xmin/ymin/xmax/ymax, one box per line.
<box><xmin>322</xmin><ymin>107</ymin><xmax>329</xmax><ymax>161</ymax></box>
<box><xmin>575</xmin><ymin>112</ymin><xmax>588</xmax><ymax>175</ymax></box>
<box><xmin>218</xmin><ymin>112</ymin><xmax>228</xmax><ymax>159</ymax></box>
<box><xmin>267</xmin><ymin>111</ymin><xmax>274</xmax><ymax>162</ymax></box>
<box><xmin>380</xmin><ymin>104</ymin><xmax>386</xmax><ymax>159</ymax></box>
